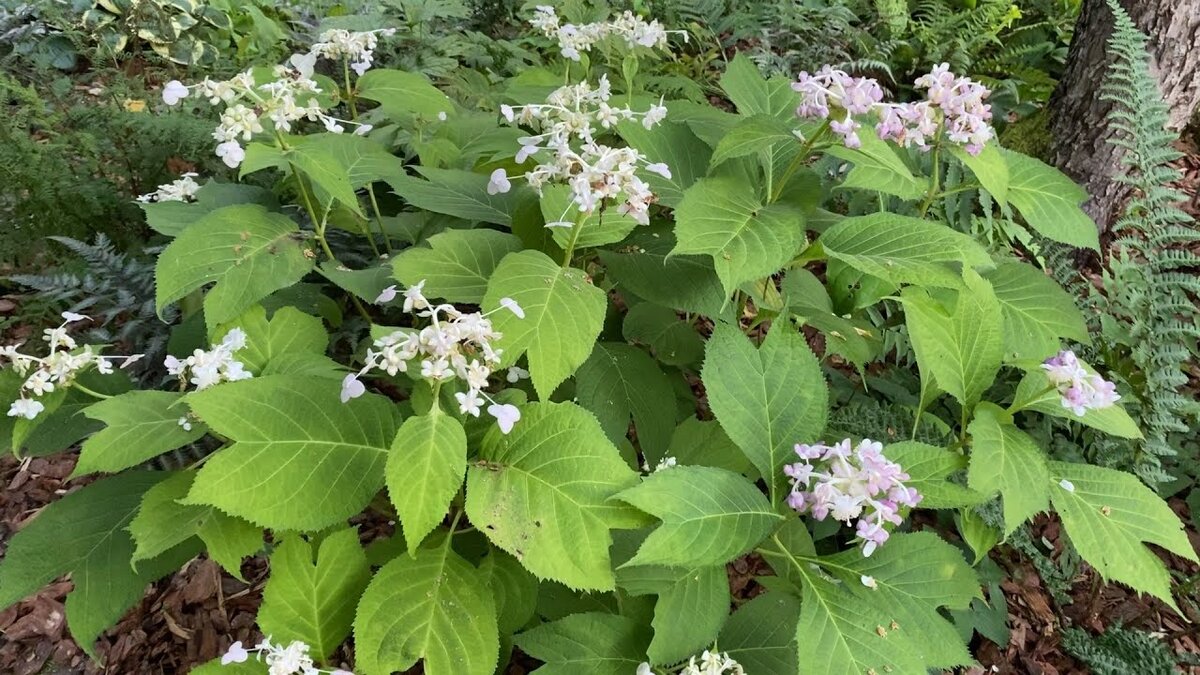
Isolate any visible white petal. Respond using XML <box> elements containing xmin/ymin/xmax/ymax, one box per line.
<box><xmin>499</xmin><ymin>297</ymin><xmax>525</xmax><ymax>319</ymax></box>
<box><xmin>61</xmin><ymin>311</ymin><xmax>90</xmax><ymax>323</ymax></box>
<box><xmin>1059</xmin><ymin>479</ymin><xmax>1075</xmax><ymax>493</ymax></box>
<box><xmin>487</xmin><ymin>403</ymin><xmax>521</xmax><ymax>434</ymax></box>
<box><xmin>375</xmin><ymin>285</ymin><xmax>398</xmax><ymax>304</ymax></box>
<box><xmin>645</xmin><ymin>162</ymin><xmax>672</xmax><ymax>179</ymax></box>
<box><xmin>340</xmin><ymin>374</ymin><xmax>366</xmax><ymax>403</ymax></box>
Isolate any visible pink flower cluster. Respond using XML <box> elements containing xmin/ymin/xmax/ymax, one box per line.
<box><xmin>784</xmin><ymin>439</ymin><xmax>921</xmax><ymax>557</ymax></box>
<box><xmin>793</xmin><ymin>63</ymin><xmax>994</xmax><ymax>155</ymax></box>
<box><xmin>1041</xmin><ymin>350</ymin><xmax>1120</xmax><ymax>416</ymax></box>
<box><xmin>792</xmin><ymin>66</ymin><xmax>883</xmax><ymax>148</ymax></box>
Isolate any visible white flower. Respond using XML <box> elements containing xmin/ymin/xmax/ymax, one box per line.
<box><xmin>499</xmin><ymin>297</ymin><xmax>525</xmax><ymax>319</ymax></box>
<box><xmin>7</xmin><ymin>398</ymin><xmax>44</xmax><ymax>420</ymax></box>
<box><xmin>162</xmin><ymin>80</ymin><xmax>189</xmax><ymax>106</ymax></box>
<box><xmin>221</xmin><ymin>641</ymin><xmax>249</xmax><ymax>665</ymax></box>
<box><xmin>263</xmin><ymin>639</ymin><xmax>314</xmax><ymax>675</ymax></box>
<box><xmin>455</xmin><ymin>389</ymin><xmax>483</xmax><ymax>417</ymax></box>
<box><xmin>488</xmin><ymin>403</ymin><xmax>521</xmax><ymax>434</ymax></box>
<box><xmin>487</xmin><ymin>168</ymin><xmax>512</xmax><ymax>195</ymax></box>
<box><xmin>637</xmin><ymin>663</ymin><xmax>654</xmax><ymax>675</ymax></box>
<box><xmin>354</xmin><ymin>124</ymin><xmax>373</xmax><ymax>136</ymax></box>
<box><xmin>215</xmin><ymin>141</ymin><xmax>245</xmax><ymax>169</ymax></box>
<box><xmin>506</xmin><ymin>366</ymin><xmax>530</xmax><ymax>383</ymax></box>
<box><xmin>341</xmin><ymin>373</ymin><xmax>366</xmax><ymax>403</ymax></box>
<box><xmin>860</xmin><ymin>575</ymin><xmax>878</xmax><ymax>589</ymax></box>
<box><xmin>403</xmin><ymin>280</ymin><xmax>429</xmax><ymax>313</ymax></box>
<box><xmin>178</xmin><ymin>416</ymin><xmax>193</xmax><ymax>432</ymax></box>
<box><xmin>500</xmin><ymin>104</ymin><xmax>515</xmax><ymax>122</ymax></box>
<box><xmin>222</xmin><ymin>328</ymin><xmax>248</xmax><ymax>351</ymax></box>
<box><xmin>375</xmin><ymin>285</ymin><xmax>398</xmax><ymax>304</ymax></box>
<box><xmin>61</xmin><ymin>311</ymin><xmax>90</xmax><ymax>323</ymax></box>
<box><xmin>288</xmin><ymin>51</ymin><xmax>317</xmax><ymax>78</ymax></box>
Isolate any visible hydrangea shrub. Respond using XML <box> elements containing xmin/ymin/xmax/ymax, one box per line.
<box><xmin>0</xmin><ymin>6</ymin><xmax>1193</xmax><ymax>675</ymax></box>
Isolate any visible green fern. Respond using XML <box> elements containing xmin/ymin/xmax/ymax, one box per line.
<box><xmin>1093</xmin><ymin>0</ymin><xmax>1200</xmax><ymax>484</ymax></box>
<box><xmin>1061</xmin><ymin>625</ymin><xmax>1178</xmax><ymax>675</ymax></box>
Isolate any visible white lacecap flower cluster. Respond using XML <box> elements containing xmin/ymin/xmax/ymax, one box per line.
<box><xmin>341</xmin><ymin>281</ymin><xmax>527</xmax><ymax>434</ymax></box>
<box><xmin>309</xmin><ymin>28</ymin><xmax>396</xmax><ymax>76</ymax></box>
<box><xmin>164</xmin><ymin>328</ymin><xmax>253</xmax><ymax>391</ymax></box>
<box><xmin>784</xmin><ymin>438</ymin><xmax>922</xmax><ymax>557</ymax></box>
<box><xmin>137</xmin><ymin>172</ymin><xmax>201</xmax><ymax>203</ymax></box>
<box><xmin>636</xmin><ymin>650</ymin><xmax>745</xmax><ymax>675</ymax></box>
<box><xmin>493</xmin><ymin>75</ymin><xmax>671</xmax><ymax>226</ymax></box>
<box><xmin>2</xmin><ymin>312</ymin><xmax>142</xmax><ymax>420</ymax></box>
<box><xmin>794</xmin><ymin>63</ymin><xmax>994</xmax><ymax>155</ymax></box>
<box><xmin>161</xmin><ymin>29</ymin><xmax>395</xmax><ymax>168</ymax></box>
<box><xmin>221</xmin><ymin>637</ymin><xmax>352</xmax><ymax>675</ymax></box>
<box><xmin>1041</xmin><ymin>349</ymin><xmax>1120</xmax><ymax>416</ymax></box>
<box><xmin>529</xmin><ymin>6</ymin><xmax>686</xmax><ymax>61</ymax></box>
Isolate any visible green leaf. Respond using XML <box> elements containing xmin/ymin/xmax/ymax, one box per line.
<box><xmin>790</xmin><ymin>532</ymin><xmax>978</xmax><ymax>674</ymax></box>
<box><xmin>710</xmin><ymin>114</ymin><xmax>797</xmax><ymax>168</ymax></box>
<box><xmin>214</xmin><ymin>305</ymin><xmax>327</xmax><ymax>373</ymax></box>
<box><xmin>967</xmin><ymin>403</ymin><xmax>1050</xmax><ymax>533</ymax></box>
<box><xmin>128</xmin><ymin>471</ymin><xmax>261</xmax><ymax>579</ymax></box>
<box><xmin>185</xmin><ymin>375</ymin><xmax>400</xmax><ymax>531</ymax></box>
<box><xmin>286</xmin><ymin>142</ymin><xmax>364</xmax><ymax>216</ymax></box>
<box><xmin>155</xmin><ymin>204</ymin><xmax>314</xmax><ymax>327</ymax></box>
<box><xmin>482</xmin><ymin>250</ymin><xmax>607</xmax><ymax>399</ymax></box>
<box><xmin>388</xmin><ymin>167</ymin><xmax>534</xmax><ymax>227</ymax></box>
<box><xmin>672</xmin><ymin>177</ymin><xmax>806</xmax><ymax>296</ymax></box>
<box><xmin>720</xmin><ymin>53</ymin><xmax>798</xmax><ymax>119</ymax></box>
<box><xmin>618</xmin><ymin>565</ymin><xmax>729</xmax><ymax>665</ymax></box>
<box><xmin>259</xmin><ymin>529</ymin><xmax>371</xmax><ymax>659</ymax></box>
<box><xmin>515</xmin><ymin>613</ymin><xmax>650</xmax><ymax>675</ymax></box>
<box><xmin>827</xmin><ymin>132</ymin><xmax>929</xmax><ymax>201</ymax></box>
<box><xmin>621</xmin><ymin>303</ymin><xmax>703</xmax><ymax>367</ymax></box>
<box><xmin>575</xmin><ymin>343</ymin><xmax>676</xmax><ymax>459</ymax></box>
<box><xmin>616</xmin><ymin>121</ymin><xmax>711</xmax><ymax>207</ymax></box>
<box><xmin>721</xmin><ymin>593</ymin><xmax>801</xmax><ymax>674</ymax></box>
<box><xmin>950</xmin><ymin>143</ymin><xmax>1008</xmax><ymax>204</ymax></box>
<box><xmin>702</xmin><ymin>323</ymin><xmax>828</xmax><ymax>500</ymax></box>
<box><xmin>190</xmin><ymin>659</ymin><xmax>265</xmax><ymax>675</ymax></box>
<box><xmin>391</xmin><ymin>228</ymin><xmax>523</xmax><ymax>303</ymax></box>
<box><xmin>540</xmin><ymin>185</ymin><xmax>640</xmax><ymax>249</ymax></box>
<box><xmin>0</xmin><ymin>472</ymin><xmax>192</xmax><ymax>657</ymax></box>
<box><xmin>357</xmin><ymin>68</ymin><xmax>453</xmax><ymax>118</ymax></box>
<box><xmin>984</xmin><ymin>262</ymin><xmax>1089</xmax><ymax>360</ymax></box>
<box><xmin>140</xmin><ymin>182</ymin><xmax>279</xmax><ymax>237</ymax></box>
<box><xmin>355</xmin><ymin>545</ymin><xmax>498</xmax><ymax>675</ymax></box>
<box><xmin>1013</xmin><ymin>369</ymin><xmax>1142</xmax><ymax>438</ymax></box>
<box><xmin>1049</xmin><ymin>461</ymin><xmax>1197</xmax><ymax>606</ymax></box>
<box><xmin>1004</xmin><ymin>150</ymin><xmax>1099</xmax><ymax>250</ymax></box>
<box><xmin>902</xmin><ymin>270</ymin><xmax>1003</xmax><ymax>410</ymax></box>
<box><xmin>480</xmin><ymin>550</ymin><xmax>538</xmax><ymax>634</ymax></box>
<box><xmin>616</xmin><ymin>466</ymin><xmax>783</xmax><ymax>568</ymax></box>
<box><xmin>956</xmin><ymin>508</ymin><xmax>1001</xmax><ymax>565</ymax></box>
<box><xmin>386</xmin><ymin>410</ymin><xmax>466</xmax><ymax>554</ymax></box>
<box><xmin>885</xmin><ymin>441</ymin><xmax>986</xmax><ymax>509</ymax></box>
<box><xmin>821</xmin><ymin>213</ymin><xmax>992</xmax><ymax>289</ymax></box>
<box><xmin>464</xmin><ymin>402</ymin><xmax>640</xmax><ymax>591</ymax></box>
<box><xmin>292</xmin><ymin>133</ymin><xmax>407</xmax><ymax>189</ymax></box>
<box><xmin>74</xmin><ymin>390</ymin><xmax>205</xmax><ymax>476</ymax></box>
<box><xmin>318</xmin><ymin>261</ymin><xmax>396</xmax><ymax>303</ymax></box>
<box><xmin>663</xmin><ymin>417</ymin><xmax>757</xmax><ymax>477</ymax></box>
<box><xmin>598</xmin><ymin>226</ymin><xmax>726</xmax><ymax>316</ymax></box>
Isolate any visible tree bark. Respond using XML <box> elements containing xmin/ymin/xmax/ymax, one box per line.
<box><xmin>1047</xmin><ymin>0</ymin><xmax>1200</xmax><ymax>231</ymax></box>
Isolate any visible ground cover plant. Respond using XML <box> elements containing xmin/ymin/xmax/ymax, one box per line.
<box><xmin>0</xmin><ymin>2</ymin><xmax>1197</xmax><ymax>674</ymax></box>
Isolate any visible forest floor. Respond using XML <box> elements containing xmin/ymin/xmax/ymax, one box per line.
<box><xmin>2</xmin><ymin>453</ymin><xmax>1199</xmax><ymax>674</ymax></box>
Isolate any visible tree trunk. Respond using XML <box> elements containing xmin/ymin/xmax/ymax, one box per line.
<box><xmin>1047</xmin><ymin>0</ymin><xmax>1200</xmax><ymax>231</ymax></box>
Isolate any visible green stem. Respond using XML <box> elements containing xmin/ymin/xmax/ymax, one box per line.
<box><xmin>917</xmin><ymin>139</ymin><xmax>943</xmax><ymax>218</ymax></box>
<box><xmin>343</xmin><ymin>58</ymin><xmax>392</xmax><ymax>255</ymax></box>
<box><xmin>771</xmin><ymin>120</ymin><xmax>831</xmax><ymax>203</ymax></box>
<box><xmin>561</xmin><ymin>209</ymin><xmax>588</xmax><ymax>268</ymax></box>
<box><xmin>72</xmin><ymin>382</ymin><xmax>113</xmax><ymax>400</ymax></box>
<box><xmin>933</xmin><ymin>182</ymin><xmax>983</xmax><ymax>200</ymax></box>
<box><xmin>1008</xmin><ymin>383</ymin><xmax>1058</xmax><ymax>415</ymax></box>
